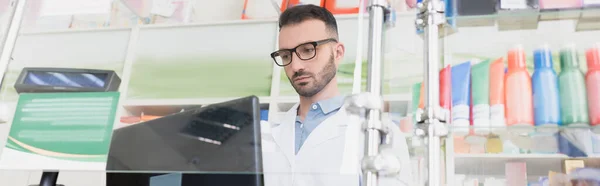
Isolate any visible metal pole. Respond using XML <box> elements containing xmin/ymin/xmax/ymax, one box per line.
<box><xmin>363</xmin><ymin>0</ymin><xmax>387</xmax><ymax>186</ymax></box>
<box><xmin>416</xmin><ymin>0</ymin><xmax>446</xmax><ymax>185</ymax></box>
<box><xmin>424</xmin><ymin>1</ymin><xmax>442</xmax><ymax>185</ymax></box>
<box><xmin>0</xmin><ymin>0</ymin><xmax>26</xmax><ymax>86</ymax></box>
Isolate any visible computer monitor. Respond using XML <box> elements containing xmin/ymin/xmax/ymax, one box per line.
<box><xmin>106</xmin><ymin>96</ymin><xmax>263</xmax><ymax>186</ymax></box>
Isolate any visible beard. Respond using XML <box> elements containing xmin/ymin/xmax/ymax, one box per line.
<box><xmin>288</xmin><ymin>53</ymin><xmax>337</xmax><ymax>97</ymax></box>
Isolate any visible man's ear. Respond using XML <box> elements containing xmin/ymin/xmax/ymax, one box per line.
<box><xmin>334</xmin><ymin>43</ymin><xmax>345</xmax><ymax>64</ymax></box>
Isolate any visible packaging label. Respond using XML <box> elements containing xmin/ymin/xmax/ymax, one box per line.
<box><xmin>490</xmin><ymin>104</ymin><xmax>506</xmax><ymax>127</ymax></box>
<box><xmin>584</xmin><ymin>0</ymin><xmax>600</xmax><ymax>5</ymax></box>
<box><xmin>500</xmin><ymin>0</ymin><xmax>528</xmax><ymax>9</ymax></box>
<box><xmin>473</xmin><ymin>104</ymin><xmax>491</xmax><ymax>127</ymax></box>
<box><xmin>452</xmin><ymin>104</ymin><xmax>470</xmax><ymax>128</ymax></box>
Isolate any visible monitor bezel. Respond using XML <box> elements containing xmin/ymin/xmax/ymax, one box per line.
<box><xmin>14</xmin><ymin>67</ymin><xmax>121</xmax><ymax>93</ymax></box>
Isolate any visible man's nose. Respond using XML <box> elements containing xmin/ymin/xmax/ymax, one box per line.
<box><xmin>288</xmin><ymin>52</ymin><xmax>305</xmax><ymax>71</ymax></box>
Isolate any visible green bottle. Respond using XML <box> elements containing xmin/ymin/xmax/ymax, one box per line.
<box><xmin>558</xmin><ymin>47</ymin><xmax>589</xmax><ymax>126</ymax></box>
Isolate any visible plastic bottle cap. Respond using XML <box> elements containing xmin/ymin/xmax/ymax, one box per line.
<box><xmin>534</xmin><ymin>47</ymin><xmax>553</xmax><ymax>69</ymax></box>
<box><xmin>586</xmin><ymin>47</ymin><xmax>600</xmax><ymax>70</ymax></box>
<box><xmin>508</xmin><ymin>47</ymin><xmax>527</xmax><ymax>71</ymax></box>
<box><xmin>560</xmin><ymin>47</ymin><xmax>580</xmax><ymax>69</ymax></box>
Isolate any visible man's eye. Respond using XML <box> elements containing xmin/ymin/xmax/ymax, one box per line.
<box><xmin>302</xmin><ymin>48</ymin><xmax>315</xmax><ymax>53</ymax></box>
<box><xmin>281</xmin><ymin>54</ymin><xmax>291</xmax><ymax>59</ymax></box>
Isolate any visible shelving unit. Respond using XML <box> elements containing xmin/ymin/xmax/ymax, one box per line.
<box><xmin>0</xmin><ymin>7</ymin><xmax>420</xmax><ymax>124</ymax></box>
<box><xmin>427</xmin><ymin>3</ymin><xmax>600</xmax><ymax>185</ymax></box>
<box><xmin>1</xmin><ymin>0</ymin><xmax>600</xmax><ymax>185</ymax></box>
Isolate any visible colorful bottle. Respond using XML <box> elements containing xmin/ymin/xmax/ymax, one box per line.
<box><xmin>558</xmin><ymin>46</ymin><xmax>589</xmax><ymax>126</ymax></box>
<box><xmin>452</xmin><ymin>61</ymin><xmax>472</xmax><ymax>134</ymax></box>
<box><xmin>440</xmin><ymin>65</ymin><xmax>452</xmax><ymax>122</ymax></box>
<box><xmin>471</xmin><ymin>60</ymin><xmax>492</xmax><ymax>134</ymax></box>
<box><xmin>505</xmin><ymin>47</ymin><xmax>534</xmax><ymax>127</ymax></box>
<box><xmin>586</xmin><ymin>46</ymin><xmax>600</xmax><ymax>131</ymax></box>
<box><xmin>489</xmin><ymin>58</ymin><xmax>506</xmax><ymax>129</ymax></box>
<box><xmin>412</xmin><ymin>82</ymin><xmax>423</xmax><ymax>126</ymax></box>
<box><xmin>532</xmin><ymin>47</ymin><xmax>561</xmax><ymax>130</ymax></box>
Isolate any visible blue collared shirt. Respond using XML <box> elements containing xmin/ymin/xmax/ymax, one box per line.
<box><xmin>294</xmin><ymin>95</ymin><xmax>345</xmax><ymax>154</ymax></box>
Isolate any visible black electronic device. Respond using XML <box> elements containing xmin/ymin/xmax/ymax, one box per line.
<box><xmin>457</xmin><ymin>0</ymin><xmax>498</xmax><ymax>16</ymax></box>
<box><xmin>14</xmin><ymin>67</ymin><xmax>121</xmax><ymax>93</ymax></box>
<box><xmin>106</xmin><ymin>96</ymin><xmax>263</xmax><ymax>186</ymax></box>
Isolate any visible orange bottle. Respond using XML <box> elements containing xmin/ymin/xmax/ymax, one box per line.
<box><xmin>505</xmin><ymin>47</ymin><xmax>534</xmax><ymax>127</ymax></box>
<box><xmin>586</xmin><ymin>46</ymin><xmax>600</xmax><ymax>131</ymax></box>
<box><xmin>489</xmin><ymin>58</ymin><xmax>506</xmax><ymax>128</ymax></box>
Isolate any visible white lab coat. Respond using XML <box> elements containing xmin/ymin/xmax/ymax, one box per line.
<box><xmin>261</xmin><ymin>103</ymin><xmax>413</xmax><ymax>186</ymax></box>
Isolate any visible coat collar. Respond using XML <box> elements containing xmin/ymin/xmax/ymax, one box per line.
<box><xmin>316</xmin><ymin>95</ymin><xmax>345</xmax><ymax>115</ymax></box>
<box><xmin>271</xmin><ymin>100</ymin><xmax>350</xmax><ymax>166</ymax></box>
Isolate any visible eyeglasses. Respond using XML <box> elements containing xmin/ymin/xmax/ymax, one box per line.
<box><xmin>270</xmin><ymin>38</ymin><xmax>338</xmax><ymax>67</ymax></box>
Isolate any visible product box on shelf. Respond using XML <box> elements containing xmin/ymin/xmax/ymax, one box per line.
<box><xmin>539</xmin><ymin>0</ymin><xmax>583</xmax><ymax>9</ymax></box>
<box><xmin>455</xmin><ymin>0</ymin><xmax>497</xmax><ymax>27</ymax></box>
<box><xmin>563</xmin><ymin>159</ymin><xmax>586</xmax><ymax>173</ymax></box>
<box><xmin>243</xmin><ymin>0</ymin><xmax>320</xmax><ymax>20</ymax></box>
<box><xmin>151</xmin><ymin>0</ymin><xmax>195</xmax><ymax>25</ymax></box>
<box><xmin>45</xmin><ymin>0</ymin><xmax>113</xmax><ymax>29</ymax></box>
<box><xmin>110</xmin><ymin>0</ymin><xmax>150</xmax><ymax>27</ymax></box>
<box><xmin>584</xmin><ymin>0</ymin><xmax>600</xmax><ymax>6</ymax></box>
<box><xmin>581</xmin><ymin>0</ymin><xmax>600</xmax><ymax>19</ymax></box>
<box><xmin>496</xmin><ymin>0</ymin><xmax>540</xmax><ymax>30</ymax></box>
<box><xmin>506</xmin><ymin>161</ymin><xmax>528</xmax><ymax>186</ymax></box>
<box><xmin>539</xmin><ymin>0</ymin><xmax>583</xmax><ymax>20</ymax></box>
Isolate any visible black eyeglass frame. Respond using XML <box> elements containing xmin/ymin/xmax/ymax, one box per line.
<box><xmin>270</xmin><ymin>38</ymin><xmax>338</xmax><ymax>67</ymax></box>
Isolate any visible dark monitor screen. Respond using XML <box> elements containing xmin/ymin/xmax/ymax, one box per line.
<box><xmin>23</xmin><ymin>71</ymin><xmax>108</xmax><ymax>88</ymax></box>
<box><xmin>106</xmin><ymin>96</ymin><xmax>263</xmax><ymax>183</ymax></box>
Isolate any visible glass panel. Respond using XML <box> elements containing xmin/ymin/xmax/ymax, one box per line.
<box><xmin>0</xmin><ymin>30</ymin><xmax>130</xmax><ymax>102</ymax></box>
<box><xmin>0</xmin><ymin>0</ymin><xmax>15</xmax><ymax>55</ymax></box>
<box><xmin>0</xmin><ymin>170</ymin><xmax>37</xmax><ymax>186</ymax></box>
<box><xmin>277</xmin><ymin>15</ymin><xmax>369</xmax><ymax>97</ymax></box>
<box><xmin>441</xmin><ymin>4</ymin><xmax>600</xmax><ymax>185</ymax></box>
<box><xmin>19</xmin><ymin>0</ymin><xmax>141</xmax><ymax>33</ymax></box>
<box><xmin>449</xmin><ymin>126</ymin><xmax>600</xmax><ymax>185</ymax></box>
<box><xmin>277</xmin><ymin>12</ymin><xmax>421</xmax><ymax>98</ymax></box>
<box><xmin>0</xmin><ymin>29</ymin><xmax>130</xmax><ymax>137</ymax></box>
<box><xmin>125</xmin><ymin>22</ymin><xmax>276</xmax><ymax>100</ymax></box>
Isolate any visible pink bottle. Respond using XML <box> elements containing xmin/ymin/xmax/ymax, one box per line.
<box><xmin>505</xmin><ymin>47</ymin><xmax>534</xmax><ymax>127</ymax></box>
<box><xmin>586</xmin><ymin>46</ymin><xmax>600</xmax><ymax>131</ymax></box>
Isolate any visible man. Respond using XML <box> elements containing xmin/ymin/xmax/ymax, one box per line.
<box><xmin>261</xmin><ymin>4</ymin><xmax>413</xmax><ymax>186</ymax></box>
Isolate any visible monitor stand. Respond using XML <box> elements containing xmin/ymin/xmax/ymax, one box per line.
<box><xmin>29</xmin><ymin>172</ymin><xmax>64</xmax><ymax>186</ymax></box>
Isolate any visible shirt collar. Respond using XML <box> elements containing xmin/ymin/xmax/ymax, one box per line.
<box><xmin>316</xmin><ymin>95</ymin><xmax>346</xmax><ymax>115</ymax></box>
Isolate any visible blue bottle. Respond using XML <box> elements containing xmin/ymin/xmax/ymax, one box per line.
<box><xmin>532</xmin><ymin>47</ymin><xmax>561</xmax><ymax>129</ymax></box>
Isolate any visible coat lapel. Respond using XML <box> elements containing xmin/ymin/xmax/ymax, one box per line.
<box><xmin>271</xmin><ymin>103</ymin><xmax>298</xmax><ymax>167</ymax></box>
<box><xmin>300</xmin><ymin>108</ymin><xmax>349</xmax><ymax>151</ymax></box>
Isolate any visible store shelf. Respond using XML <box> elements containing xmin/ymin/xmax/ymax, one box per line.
<box><xmin>14</xmin><ymin>11</ymin><xmax>419</xmax><ymax>36</ymax></box>
<box><xmin>452</xmin><ymin>8</ymin><xmax>600</xmax><ymax>20</ymax></box>
<box><xmin>122</xmin><ymin>96</ymin><xmax>274</xmax><ymax>107</ymax></box>
<box><xmin>454</xmin><ymin>153</ymin><xmax>600</xmax><ymax>176</ymax></box>
<box><xmin>18</xmin><ymin>27</ymin><xmax>132</xmax><ymax>36</ymax></box>
<box><xmin>123</xmin><ymin>94</ymin><xmax>410</xmax><ymax>108</ymax></box>
<box><xmin>121</xmin><ymin>97</ymin><xmax>272</xmax><ymax>116</ymax></box>
<box><xmin>454</xmin><ymin>153</ymin><xmax>569</xmax><ymax>176</ymax></box>
<box><xmin>448</xmin><ymin>8</ymin><xmax>600</xmax><ymax>30</ymax></box>
<box><xmin>275</xmin><ymin>94</ymin><xmax>411</xmax><ymax>112</ymax></box>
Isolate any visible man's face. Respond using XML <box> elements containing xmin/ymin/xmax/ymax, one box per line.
<box><xmin>278</xmin><ymin>19</ymin><xmax>343</xmax><ymax>97</ymax></box>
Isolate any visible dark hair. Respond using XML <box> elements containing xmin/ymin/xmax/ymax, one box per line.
<box><xmin>278</xmin><ymin>4</ymin><xmax>338</xmax><ymax>39</ymax></box>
